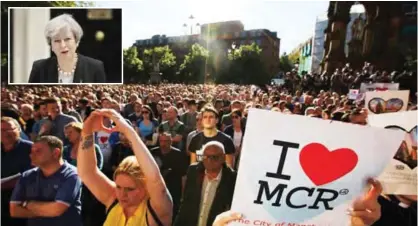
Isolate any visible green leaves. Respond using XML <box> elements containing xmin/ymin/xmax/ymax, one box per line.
<box><xmin>179</xmin><ymin>44</ymin><xmax>209</xmax><ymax>83</ymax></box>
<box><xmin>123</xmin><ymin>47</ymin><xmax>144</xmax><ymax>83</ymax></box>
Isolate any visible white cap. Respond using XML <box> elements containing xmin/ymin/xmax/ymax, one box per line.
<box><xmin>201</xmin><ymin>141</ymin><xmax>225</xmax><ymax>154</ymax></box>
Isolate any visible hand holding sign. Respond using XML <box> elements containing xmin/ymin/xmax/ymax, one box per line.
<box><xmin>213</xmin><ymin>211</ymin><xmax>243</xmax><ymax>226</ymax></box>
<box><xmin>349</xmin><ymin>179</ymin><xmax>382</xmax><ymax>226</ymax></box>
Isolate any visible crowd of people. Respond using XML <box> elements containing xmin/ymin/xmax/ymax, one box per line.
<box><xmin>1</xmin><ymin>62</ymin><xmax>417</xmax><ymax>226</ymax></box>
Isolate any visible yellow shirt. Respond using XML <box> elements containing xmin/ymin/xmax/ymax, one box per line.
<box><xmin>103</xmin><ymin>199</ymin><xmax>148</xmax><ymax>226</ymax></box>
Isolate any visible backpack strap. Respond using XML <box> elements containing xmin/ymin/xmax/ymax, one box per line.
<box><xmin>146</xmin><ymin>199</ymin><xmax>164</xmax><ymax>226</ymax></box>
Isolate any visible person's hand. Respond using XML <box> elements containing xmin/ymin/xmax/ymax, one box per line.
<box><xmin>348</xmin><ymin>178</ymin><xmax>382</xmax><ymax>226</ymax></box>
<box><xmin>96</xmin><ymin>109</ymin><xmax>132</xmax><ymax>134</ymax></box>
<box><xmin>82</xmin><ymin>111</ymin><xmax>112</xmax><ymax>135</ymax></box>
<box><xmin>213</xmin><ymin>211</ymin><xmax>243</xmax><ymax>226</ymax></box>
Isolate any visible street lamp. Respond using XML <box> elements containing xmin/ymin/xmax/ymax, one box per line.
<box><xmin>183</xmin><ymin>15</ymin><xmax>200</xmax><ymax>35</ymax></box>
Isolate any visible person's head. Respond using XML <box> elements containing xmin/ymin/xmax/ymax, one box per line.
<box><xmin>45</xmin><ymin>14</ymin><xmax>83</xmax><ymax>59</ymax></box>
<box><xmin>214</xmin><ymin>99</ymin><xmax>223</xmax><ymax>110</ymax></box>
<box><xmin>349</xmin><ymin>109</ymin><xmax>367</xmax><ymax>125</ymax></box>
<box><xmin>161</xmin><ymin>108</ymin><xmax>168</xmax><ymax>121</ymax></box>
<box><xmin>20</xmin><ymin>104</ymin><xmax>34</xmax><ymax>120</ymax></box>
<box><xmin>141</xmin><ymin>105</ymin><xmax>155</xmax><ymax>120</ymax></box>
<box><xmin>188</xmin><ymin>99</ymin><xmax>197</xmax><ymax>111</ymax></box>
<box><xmin>64</xmin><ymin>122</ymin><xmax>82</xmax><ymax>144</ymax></box>
<box><xmin>31</xmin><ymin>136</ymin><xmax>63</xmax><ymax>168</ymax></box>
<box><xmin>45</xmin><ymin>97</ymin><xmax>62</xmax><ymax>118</ymax></box>
<box><xmin>111</xmin><ymin>100</ymin><xmax>121</xmax><ymax>113</ymax></box>
<box><xmin>196</xmin><ymin>112</ymin><xmax>203</xmax><ymax>130</ymax></box>
<box><xmin>304</xmin><ymin>107</ymin><xmax>315</xmax><ymax>116</ymax></box>
<box><xmin>60</xmin><ymin>98</ymin><xmax>70</xmax><ymax>111</ymax></box>
<box><xmin>159</xmin><ymin>132</ymin><xmax>172</xmax><ymax>151</ymax></box>
<box><xmin>39</xmin><ymin>101</ymin><xmax>48</xmax><ymax>117</ymax></box>
<box><xmin>78</xmin><ymin>98</ymin><xmax>89</xmax><ymax>108</ymax></box>
<box><xmin>201</xmin><ymin>106</ymin><xmax>219</xmax><ymax>130</ymax></box>
<box><xmin>101</xmin><ymin>96</ymin><xmax>112</xmax><ymax>109</ymax></box>
<box><xmin>113</xmin><ymin>156</ymin><xmax>147</xmax><ymax>209</ymax></box>
<box><xmin>202</xmin><ymin>141</ymin><xmax>225</xmax><ymax>173</ymax></box>
<box><xmin>231</xmin><ymin>109</ymin><xmax>242</xmax><ymax>127</ymax></box>
<box><xmin>119</xmin><ymin>132</ymin><xmax>130</xmax><ymax>146</ymax></box>
<box><xmin>231</xmin><ymin>100</ymin><xmax>242</xmax><ymax>111</ymax></box>
<box><xmin>133</xmin><ymin>100</ymin><xmax>142</xmax><ymax>113</ymax></box>
<box><xmin>129</xmin><ymin>94</ymin><xmax>138</xmax><ymax>103</ymax></box>
<box><xmin>166</xmin><ymin>106</ymin><xmax>178</xmax><ymax>121</ymax></box>
<box><xmin>1</xmin><ymin>117</ymin><xmax>21</xmax><ymax>145</ymax></box>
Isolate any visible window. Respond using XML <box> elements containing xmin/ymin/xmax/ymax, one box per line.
<box><xmin>240</xmin><ymin>32</ymin><xmax>246</xmax><ymax>38</ymax></box>
<box><xmin>234</xmin><ymin>32</ymin><xmax>240</xmax><ymax>38</ymax></box>
<box><xmin>256</xmin><ymin>39</ymin><xmax>262</xmax><ymax>46</ymax></box>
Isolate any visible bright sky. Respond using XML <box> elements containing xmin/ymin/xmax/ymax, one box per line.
<box><xmin>97</xmin><ymin>0</ymin><xmax>331</xmax><ymax>54</ymax></box>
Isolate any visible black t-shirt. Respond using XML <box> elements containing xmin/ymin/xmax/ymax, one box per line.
<box><xmin>188</xmin><ymin>131</ymin><xmax>235</xmax><ymax>159</ymax></box>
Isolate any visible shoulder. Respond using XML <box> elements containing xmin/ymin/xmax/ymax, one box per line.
<box><xmin>190</xmin><ymin>131</ymin><xmax>203</xmax><ymax>140</ymax></box>
<box><xmin>170</xmin><ymin>146</ymin><xmax>181</xmax><ymax>153</ymax></box>
<box><xmin>32</xmin><ymin>57</ymin><xmax>52</xmax><ymax>68</ymax></box>
<box><xmin>149</xmin><ymin>146</ymin><xmax>160</xmax><ymax>153</ymax></box>
<box><xmin>21</xmin><ymin>167</ymin><xmax>39</xmax><ymax>178</ymax></box>
<box><xmin>224</xmin><ymin>125</ymin><xmax>233</xmax><ymax>132</ymax></box>
<box><xmin>217</xmin><ymin>131</ymin><xmax>232</xmax><ymax>140</ymax></box>
<box><xmin>60</xmin><ymin>163</ymin><xmax>79</xmax><ymax>178</ymax></box>
<box><xmin>78</xmin><ymin>54</ymin><xmax>103</xmax><ymax>67</ymax></box>
<box><xmin>61</xmin><ymin>114</ymin><xmax>77</xmax><ymax>122</ymax></box>
<box><xmin>18</xmin><ymin>139</ymin><xmax>33</xmax><ymax>148</ymax></box>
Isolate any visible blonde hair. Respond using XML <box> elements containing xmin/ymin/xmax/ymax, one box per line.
<box><xmin>64</xmin><ymin>121</ymin><xmax>83</xmax><ymax>133</ymax></box>
<box><xmin>113</xmin><ymin>156</ymin><xmax>146</xmax><ymax>186</ymax></box>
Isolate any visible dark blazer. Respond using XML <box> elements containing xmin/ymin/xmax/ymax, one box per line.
<box><xmin>174</xmin><ymin>162</ymin><xmax>236</xmax><ymax>226</ymax></box>
<box><xmin>28</xmin><ymin>54</ymin><xmax>106</xmax><ymax>83</ymax></box>
<box><xmin>224</xmin><ymin>125</ymin><xmax>246</xmax><ymax>141</ymax></box>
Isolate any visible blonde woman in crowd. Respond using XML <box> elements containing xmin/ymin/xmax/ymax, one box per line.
<box><xmin>77</xmin><ymin>109</ymin><xmax>172</xmax><ymax>226</ymax></box>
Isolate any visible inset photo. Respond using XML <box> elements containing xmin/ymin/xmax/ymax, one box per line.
<box><xmin>8</xmin><ymin>7</ymin><xmax>122</xmax><ymax>84</ymax></box>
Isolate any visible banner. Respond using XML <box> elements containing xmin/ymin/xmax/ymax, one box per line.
<box><xmin>347</xmin><ymin>89</ymin><xmax>359</xmax><ymax>100</ymax></box>
<box><xmin>230</xmin><ymin>109</ymin><xmax>404</xmax><ymax>226</ymax></box>
<box><xmin>368</xmin><ymin>111</ymin><xmax>417</xmax><ymax>195</ymax></box>
<box><xmin>365</xmin><ymin>90</ymin><xmax>409</xmax><ymax>115</ymax></box>
<box><xmin>359</xmin><ymin>83</ymin><xmax>399</xmax><ymax>93</ymax></box>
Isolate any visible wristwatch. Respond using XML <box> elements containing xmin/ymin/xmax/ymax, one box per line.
<box><xmin>22</xmin><ymin>201</ymin><xmax>28</xmax><ymax>208</ymax></box>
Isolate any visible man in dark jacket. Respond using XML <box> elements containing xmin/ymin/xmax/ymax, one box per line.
<box><xmin>174</xmin><ymin>141</ymin><xmax>236</xmax><ymax>226</ymax></box>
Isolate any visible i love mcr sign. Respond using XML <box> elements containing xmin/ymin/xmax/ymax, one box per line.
<box><xmin>230</xmin><ymin>109</ymin><xmax>405</xmax><ymax>226</ymax></box>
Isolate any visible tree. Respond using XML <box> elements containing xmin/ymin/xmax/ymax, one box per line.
<box><xmin>142</xmin><ymin>46</ymin><xmax>176</xmax><ymax>82</ymax></box>
<box><xmin>179</xmin><ymin>44</ymin><xmax>209</xmax><ymax>83</ymax></box>
<box><xmin>123</xmin><ymin>47</ymin><xmax>144</xmax><ymax>83</ymax></box>
<box><xmin>279</xmin><ymin>53</ymin><xmax>294</xmax><ymax>73</ymax></box>
<box><xmin>218</xmin><ymin>43</ymin><xmax>270</xmax><ymax>85</ymax></box>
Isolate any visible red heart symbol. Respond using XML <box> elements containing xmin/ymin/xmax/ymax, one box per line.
<box><xmin>100</xmin><ymin>136</ymin><xmax>108</xmax><ymax>143</ymax></box>
<box><xmin>375</xmin><ymin>87</ymin><xmax>388</xmax><ymax>91</ymax></box>
<box><xmin>300</xmin><ymin>143</ymin><xmax>358</xmax><ymax>186</ymax></box>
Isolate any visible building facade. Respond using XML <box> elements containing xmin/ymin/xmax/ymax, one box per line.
<box><xmin>134</xmin><ymin>20</ymin><xmax>281</xmax><ymax>77</ymax></box>
<box><xmin>311</xmin><ymin>10</ymin><xmax>365</xmax><ymax>74</ymax></box>
<box><xmin>322</xmin><ymin>1</ymin><xmax>417</xmax><ymax>73</ymax></box>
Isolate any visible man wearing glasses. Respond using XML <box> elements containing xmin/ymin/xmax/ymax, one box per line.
<box><xmin>174</xmin><ymin>141</ymin><xmax>236</xmax><ymax>226</ymax></box>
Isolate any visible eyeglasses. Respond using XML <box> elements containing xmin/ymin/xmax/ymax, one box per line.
<box><xmin>142</xmin><ymin>111</ymin><xmax>149</xmax><ymax>114</ymax></box>
<box><xmin>232</xmin><ymin>115</ymin><xmax>239</xmax><ymax>119</ymax></box>
<box><xmin>202</xmin><ymin>155</ymin><xmax>223</xmax><ymax>161</ymax></box>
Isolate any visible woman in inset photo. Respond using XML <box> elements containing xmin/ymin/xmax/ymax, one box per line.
<box><xmin>28</xmin><ymin>14</ymin><xmax>106</xmax><ymax>83</ymax></box>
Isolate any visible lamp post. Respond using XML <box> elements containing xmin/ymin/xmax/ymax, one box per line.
<box><xmin>182</xmin><ymin>15</ymin><xmax>200</xmax><ymax>35</ymax></box>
